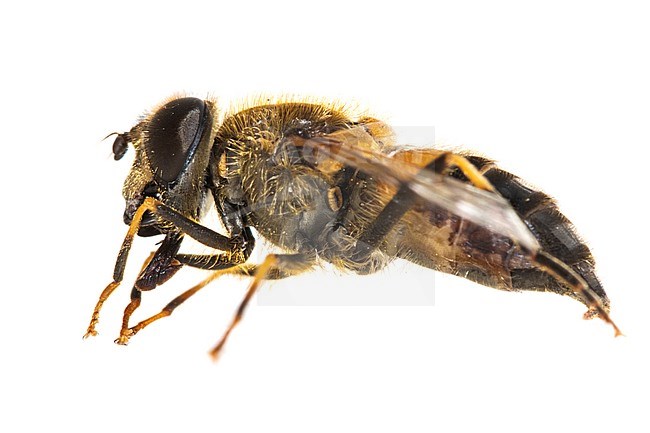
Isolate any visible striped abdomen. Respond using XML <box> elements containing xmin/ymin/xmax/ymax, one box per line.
<box><xmin>393</xmin><ymin>153</ymin><xmax>608</xmax><ymax>311</ymax></box>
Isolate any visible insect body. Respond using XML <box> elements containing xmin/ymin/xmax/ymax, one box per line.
<box><xmin>84</xmin><ymin>96</ymin><xmax>620</xmax><ymax>359</ymax></box>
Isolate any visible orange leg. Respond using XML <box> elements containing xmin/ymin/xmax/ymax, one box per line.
<box><xmin>83</xmin><ymin>198</ymin><xmax>158</xmax><ymax>338</ymax></box>
<box><xmin>113</xmin><ymin>252</ymin><xmax>155</xmax><ymax>345</ymax></box>
<box><xmin>117</xmin><ymin>253</ymin><xmax>314</xmax><ymax>355</ymax></box>
<box><xmin>436</xmin><ymin>152</ymin><xmax>496</xmax><ymax>192</ymax></box>
<box><xmin>85</xmin><ymin>196</ymin><xmax>237</xmax><ymax>339</ymax></box>
<box><xmin>209</xmin><ymin>255</ymin><xmax>278</xmax><ymax>361</ymax></box>
<box><xmin>117</xmin><ymin>263</ymin><xmax>255</xmax><ymax>344</ymax></box>
<box><xmin>208</xmin><ymin>253</ymin><xmax>315</xmax><ymax>360</ymax></box>
<box><xmin>532</xmin><ymin>251</ymin><xmax>622</xmax><ymax>337</ymax></box>
<box><xmin>392</xmin><ymin>149</ymin><xmax>496</xmax><ymax>192</ymax></box>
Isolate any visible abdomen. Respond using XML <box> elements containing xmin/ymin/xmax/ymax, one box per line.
<box><xmin>391</xmin><ymin>152</ymin><xmax>608</xmax><ymax>310</ymax></box>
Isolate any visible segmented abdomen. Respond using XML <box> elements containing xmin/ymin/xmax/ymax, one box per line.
<box><xmin>394</xmin><ymin>153</ymin><xmax>608</xmax><ymax>310</ymax></box>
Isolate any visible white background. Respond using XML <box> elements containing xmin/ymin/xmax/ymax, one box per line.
<box><xmin>2</xmin><ymin>1</ymin><xmax>649</xmax><ymax>432</ymax></box>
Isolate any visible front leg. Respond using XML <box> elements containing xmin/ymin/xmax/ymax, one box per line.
<box><xmin>84</xmin><ymin>197</ymin><xmax>246</xmax><ymax>339</ymax></box>
<box><xmin>115</xmin><ymin>249</ymin><xmax>251</xmax><ymax>345</ymax></box>
<box><xmin>122</xmin><ymin>253</ymin><xmax>314</xmax><ymax>350</ymax></box>
<box><xmin>114</xmin><ymin>231</ymin><xmax>184</xmax><ymax>344</ymax></box>
<box><xmin>114</xmin><ymin>203</ymin><xmax>255</xmax><ymax>345</ymax></box>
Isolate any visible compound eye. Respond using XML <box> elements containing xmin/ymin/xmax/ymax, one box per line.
<box><xmin>112</xmin><ymin>134</ymin><xmax>128</xmax><ymax>160</ymax></box>
<box><xmin>144</xmin><ymin>97</ymin><xmax>207</xmax><ymax>184</ymax></box>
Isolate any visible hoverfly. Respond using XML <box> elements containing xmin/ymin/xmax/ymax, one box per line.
<box><xmin>84</xmin><ymin>96</ymin><xmax>621</xmax><ymax>359</ymax></box>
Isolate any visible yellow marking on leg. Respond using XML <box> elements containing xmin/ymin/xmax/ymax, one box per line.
<box><xmin>391</xmin><ymin>149</ymin><xmax>495</xmax><ymax>192</ymax></box>
<box><xmin>443</xmin><ymin>153</ymin><xmax>496</xmax><ymax>192</ymax></box>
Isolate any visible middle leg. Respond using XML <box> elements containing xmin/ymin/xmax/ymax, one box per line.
<box><xmin>119</xmin><ymin>253</ymin><xmax>315</xmax><ymax>350</ymax></box>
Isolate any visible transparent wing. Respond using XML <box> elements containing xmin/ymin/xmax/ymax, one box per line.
<box><xmin>301</xmin><ymin>126</ymin><xmax>541</xmax><ymax>253</ymax></box>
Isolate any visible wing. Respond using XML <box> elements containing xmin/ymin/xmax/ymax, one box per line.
<box><xmin>300</xmin><ymin>125</ymin><xmax>541</xmax><ymax>253</ymax></box>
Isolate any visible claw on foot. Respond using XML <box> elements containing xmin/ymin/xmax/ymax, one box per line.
<box><xmin>582</xmin><ymin>308</ymin><xmax>623</xmax><ymax>337</ymax></box>
<box><xmin>114</xmin><ymin>336</ymin><xmax>130</xmax><ymax>345</ymax></box>
<box><xmin>612</xmin><ymin>323</ymin><xmax>624</xmax><ymax>338</ymax></box>
<box><xmin>83</xmin><ymin>329</ymin><xmax>98</xmax><ymax>339</ymax></box>
<box><xmin>114</xmin><ymin>329</ymin><xmax>135</xmax><ymax>345</ymax></box>
<box><xmin>209</xmin><ymin>341</ymin><xmax>226</xmax><ymax>362</ymax></box>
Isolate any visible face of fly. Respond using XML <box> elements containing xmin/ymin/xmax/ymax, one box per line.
<box><xmin>117</xmin><ymin>97</ymin><xmax>217</xmax><ymax>236</ymax></box>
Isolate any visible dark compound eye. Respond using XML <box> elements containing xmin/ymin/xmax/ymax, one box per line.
<box><xmin>112</xmin><ymin>134</ymin><xmax>128</xmax><ymax>160</ymax></box>
<box><xmin>144</xmin><ymin>97</ymin><xmax>208</xmax><ymax>184</ymax></box>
